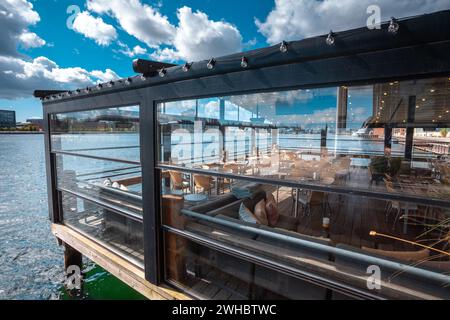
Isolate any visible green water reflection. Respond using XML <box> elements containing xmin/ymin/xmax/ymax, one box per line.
<box><xmin>60</xmin><ymin>264</ymin><xmax>146</xmax><ymax>300</ymax></box>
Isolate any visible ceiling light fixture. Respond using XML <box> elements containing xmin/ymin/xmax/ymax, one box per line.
<box><xmin>241</xmin><ymin>56</ymin><xmax>248</xmax><ymax>68</ymax></box>
<box><xmin>207</xmin><ymin>58</ymin><xmax>216</xmax><ymax>69</ymax></box>
<box><xmin>158</xmin><ymin>68</ymin><xmax>166</xmax><ymax>77</ymax></box>
<box><xmin>182</xmin><ymin>62</ymin><xmax>192</xmax><ymax>72</ymax></box>
<box><xmin>388</xmin><ymin>17</ymin><xmax>399</xmax><ymax>34</ymax></box>
<box><xmin>326</xmin><ymin>30</ymin><xmax>335</xmax><ymax>45</ymax></box>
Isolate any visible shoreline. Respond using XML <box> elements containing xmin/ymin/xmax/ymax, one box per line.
<box><xmin>0</xmin><ymin>131</ymin><xmax>43</xmax><ymax>134</ymax></box>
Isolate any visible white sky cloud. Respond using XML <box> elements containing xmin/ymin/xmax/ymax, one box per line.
<box><xmin>18</xmin><ymin>31</ymin><xmax>46</xmax><ymax>49</ymax></box>
<box><xmin>256</xmin><ymin>0</ymin><xmax>450</xmax><ymax>44</ymax></box>
<box><xmin>0</xmin><ymin>1</ymin><xmax>121</xmax><ymax>100</ymax></box>
<box><xmin>0</xmin><ymin>55</ymin><xmax>122</xmax><ymax>99</ymax></box>
<box><xmin>115</xmin><ymin>41</ymin><xmax>147</xmax><ymax>57</ymax></box>
<box><xmin>150</xmin><ymin>6</ymin><xmax>243</xmax><ymax>62</ymax></box>
<box><xmin>85</xmin><ymin>1</ymin><xmax>244</xmax><ymax>62</ymax></box>
<box><xmin>0</xmin><ymin>0</ymin><xmax>44</xmax><ymax>55</ymax></box>
<box><xmin>90</xmin><ymin>68</ymin><xmax>120</xmax><ymax>82</ymax></box>
<box><xmin>87</xmin><ymin>0</ymin><xmax>176</xmax><ymax>48</ymax></box>
<box><xmin>72</xmin><ymin>11</ymin><xmax>118</xmax><ymax>46</ymax></box>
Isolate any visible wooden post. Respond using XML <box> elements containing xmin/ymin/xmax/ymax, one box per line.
<box><xmin>384</xmin><ymin>126</ymin><xmax>392</xmax><ymax>156</ymax></box>
<box><xmin>404</xmin><ymin>96</ymin><xmax>416</xmax><ymax>161</ymax></box>
<box><xmin>219</xmin><ymin>98</ymin><xmax>225</xmax><ymax>122</ymax></box>
<box><xmin>219</xmin><ymin>125</ymin><xmax>225</xmax><ymax>162</ymax></box>
<box><xmin>162</xmin><ymin>195</ymin><xmax>186</xmax><ymax>282</ymax></box>
<box><xmin>336</xmin><ymin>86</ymin><xmax>348</xmax><ymax>133</ymax></box>
<box><xmin>64</xmin><ymin>242</ymin><xmax>82</xmax><ymax>271</ymax></box>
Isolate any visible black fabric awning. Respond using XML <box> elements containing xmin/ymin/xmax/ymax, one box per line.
<box><xmin>33</xmin><ymin>90</ymin><xmax>66</xmax><ymax>99</ymax></box>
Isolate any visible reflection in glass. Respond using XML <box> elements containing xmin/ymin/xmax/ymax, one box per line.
<box><xmin>56</xmin><ymin>154</ymin><xmax>142</xmax><ymax>215</ymax></box>
<box><xmin>62</xmin><ymin>192</ymin><xmax>144</xmax><ymax>265</ymax></box>
<box><xmin>158</xmin><ymin>76</ymin><xmax>450</xmax><ymax>299</ymax></box>
<box><xmin>50</xmin><ymin>106</ymin><xmax>140</xmax><ymax>162</ymax></box>
<box><xmin>164</xmin><ymin>232</ymin><xmax>331</xmax><ymax>299</ymax></box>
<box><xmin>51</xmin><ymin>106</ymin><xmax>143</xmax><ymax>265</ymax></box>
<box><xmin>157</xmin><ymin>78</ymin><xmax>450</xmax><ymax>202</ymax></box>
<box><xmin>161</xmin><ymin>174</ymin><xmax>450</xmax><ymax>299</ymax></box>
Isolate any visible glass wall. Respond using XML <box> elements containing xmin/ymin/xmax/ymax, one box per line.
<box><xmin>157</xmin><ymin>77</ymin><xmax>450</xmax><ymax>299</ymax></box>
<box><xmin>50</xmin><ymin>106</ymin><xmax>144</xmax><ymax>265</ymax></box>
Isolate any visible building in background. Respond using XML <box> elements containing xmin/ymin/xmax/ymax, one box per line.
<box><xmin>26</xmin><ymin>118</ymin><xmax>44</xmax><ymax>131</ymax></box>
<box><xmin>0</xmin><ymin>110</ymin><xmax>16</xmax><ymax>128</ymax></box>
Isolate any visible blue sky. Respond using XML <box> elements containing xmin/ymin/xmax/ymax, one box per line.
<box><xmin>1</xmin><ymin>0</ymin><xmax>449</xmax><ymax>121</ymax></box>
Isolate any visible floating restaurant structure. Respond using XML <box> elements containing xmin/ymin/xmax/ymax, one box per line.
<box><xmin>36</xmin><ymin>11</ymin><xmax>450</xmax><ymax>300</ymax></box>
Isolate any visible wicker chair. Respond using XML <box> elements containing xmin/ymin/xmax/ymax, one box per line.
<box><xmin>194</xmin><ymin>174</ymin><xmax>215</xmax><ymax>195</ymax></box>
<box><xmin>169</xmin><ymin>170</ymin><xmax>190</xmax><ymax>193</ymax></box>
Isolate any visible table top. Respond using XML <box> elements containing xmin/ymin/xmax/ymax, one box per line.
<box><xmin>184</xmin><ymin>194</ymin><xmax>208</xmax><ymax>202</ymax></box>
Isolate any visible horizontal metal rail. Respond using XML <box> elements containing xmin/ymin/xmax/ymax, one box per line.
<box><xmin>52</xmin><ymin>149</ymin><xmax>141</xmax><ymax>165</ymax></box>
<box><xmin>94</xmin><ymin>184</ymin><xmax>143</xmax><ymax>202</ymax></box>
<box><xmin>84</xmin><ymin>170</ymin><xmax>142</xmax><ymax>182</ymax></box>
<box><xmin>181</xmin><ymin>209</ymin><xmax>450</xmax><ymax>285</ymax></box>
<box><xmin>157</xmin><ymin>164</ymin><xmax>450</xmax><ymax>208</ymax></box>
<box><xmin>77</xmin><ymin>165</ymin><xmax>142</xmax><ymax>178</ymax></box>
<box><xmin>59</xmin><ymin>187</ymin><xmax>143</xmax><ymax>222</ymax></box>
<box><xmin>59</xmin><ymin>145</ymin><xmax>140</xmax><ymax>153</ymax></box>
<box><xmin>163</xmin><ymin>225</ymin><xmax>382</xmax><ymax>300</ymax></box>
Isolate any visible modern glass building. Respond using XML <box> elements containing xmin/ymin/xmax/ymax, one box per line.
<box><xmin>0</xmin><ymin>110</ymin><xmax>16</xmax><ymax>128</ymax></box>
<box><xmin>37</xmin><ymin>11</ymin><xmax>450</xmax><ymax>300</ymax></box>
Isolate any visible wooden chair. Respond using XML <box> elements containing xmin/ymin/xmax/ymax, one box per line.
<box><xmin>223</xmin><ymin>163</ymin><xmax>240</xmax><ymax>174</ymax></box>
<box><xmin>283</xmin><ymin>151</ymin><xmax>297</xmax><ymax>161</ymax></box>
<box><xmin>259</xmin><ymin>156</ymin><xmax>272</xmax><ymax>168</ymax></box>
<box><xmin>295</xmin><ymin>189</ymin><xmax>331</xmax><ymax>219</ymax></box>
<box><xmin>194</xmin><ymin>174</ymin><xmax>214</xmax><ymax>195</ymax></box>
<box><xmin>169</xmin><ymin>170</ymin><xmax>190</xmax><ymax>193</ymax></box>
<box><xmin>321</xmin><ymin>165</ymin><xmax>337</xmax><ymax>180</ymax></box>
<box><xmin>221</xmin><ymin>163</ymin><xmax>240</xmax><ymax>193</ymax></box>
<box><xmin>335</xmin><ymin>157</ymin><xmax>351</xmax><ymax>181</ymax></box>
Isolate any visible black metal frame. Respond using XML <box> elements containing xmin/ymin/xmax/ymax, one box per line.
<box><xmin>41</xmin><ymin>10</ymin><xmax>450</xmax><ymax>297</ymax></box>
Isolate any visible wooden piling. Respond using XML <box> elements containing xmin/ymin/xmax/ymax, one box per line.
<box><xmin>64</xmin><ymin>242</ymin><xmax>82</xmax><ymax>271</ymax></box>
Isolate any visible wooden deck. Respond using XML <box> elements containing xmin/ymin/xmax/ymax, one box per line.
<box><xmin>52</xmin><ymin>223</ymin><xmax>190</xmax><ymax>300</ymax></box>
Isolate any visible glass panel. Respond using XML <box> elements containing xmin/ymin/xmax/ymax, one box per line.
<box><xmin>157</xmin><ymin>77</ymin><xmax>450</xmax><ymax>204</ymax></box>
<box><xmin>51</xmin><ymin>106</ymin><xmax>142</xmax><ymax>220</ymax></box>
<box><xmin>62</xmin><ymin>191</ymin><xmax>144</xmax><ymax>265</ymax></box>
<box><xmin>161</xmin><ymin>173</ymin><xmax>450</xmax><ymax>299</ymax></box>
<box><xmin>56</xmin><ymin>154</ymin><xmax>142</xmax><ymax>215</ymax></box>
<box><xmin>164</xmin><ymin>232</ymin><xmax>334</xmax><ymax>299</ymax></box>
<box><xmin>50</xmin><ymin>106</ymin><xmax>140</xmax><ymax>162</ymax></box>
